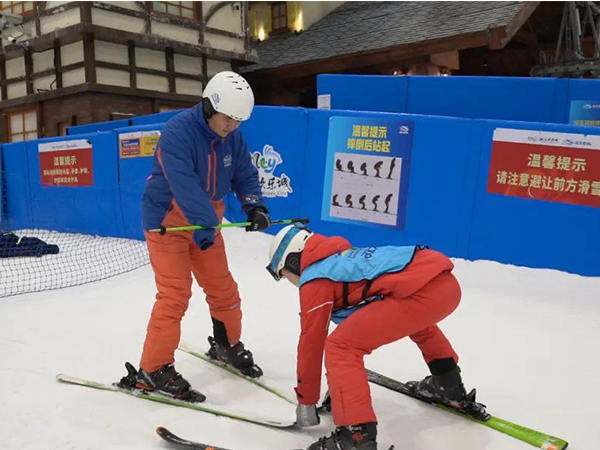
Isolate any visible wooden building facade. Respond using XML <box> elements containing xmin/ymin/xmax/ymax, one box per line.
<box><xmin>0</xmin><ymin>1</ymin><xmax>256</xmax><ymax>142</ymax></box>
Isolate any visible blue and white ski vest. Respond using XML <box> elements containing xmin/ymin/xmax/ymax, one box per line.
<box><xmin>299</xmin><ymin>245</ymin><xmax>419</xmax><ymax>324</ymax></box>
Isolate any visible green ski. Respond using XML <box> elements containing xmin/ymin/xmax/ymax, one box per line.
<box><xmin>178</xmin><ymin>342</ymin><xmax>296</xmax><ymax>404</ymax></box>
<box><xmin>56</xmin><ymin>373</ymin><xmax>295</xmax><ymax>429</ymax></box>
<box><xmin>366</xmin><ymin>369</ymin><xmax>568</xmax><ymax>450</ymax></box>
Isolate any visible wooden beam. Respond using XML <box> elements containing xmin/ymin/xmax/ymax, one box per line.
<box><xmin>165</xmin><ymin>47</ymin><xmax>175</xmax><ymax>93</ymax></box>
<box><xmin>202</xmin><ymin>56</ymin><xmax>208</xmax><ymax>88</ymax></box>
<box><xmin>0</xmin><ymin>56</ymin><xmax>7</xmax><ymax>100</ymax></box>
<box><xmin>500</xmin><ymin>1</ymin><xmax>540</xmax><ymax>48</ymax></box>
<box><xmin>24</xmin><ymin>48</ymin><xmax>33</xmax><ymax>95</ymax></box>
<box><xmin>197</xmin><ymin>2</ymin><xmax>204</xmax><ymax>44</ymax></box>
<box><xmin>128</xmin><ymin>40</ymin><xmax>136</xmax><ymax>88</ymax></box>
<box><xmin>243</xmin><ymin>2</ymin><xmax>250</xmax><ymax>52</ymax></box>
<box><xmin>79</xmin><ymin>1</ymin><xmax>92</xmax><ymax>26</ymax></box>
<box><xmin>83</xmin><ymin>33</ymin><xmax>96</xmax><ymax>83</ymax></box>
<box><xmin>53</xmin><ymin>38</ymin><xmax>62</xmax><ymax>89</ymax></box>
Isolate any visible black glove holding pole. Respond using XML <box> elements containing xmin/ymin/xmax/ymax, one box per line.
<box><xmin>245</xmin><ymin>207</ymin><xmax>271</xmax><ymax>232</ymax></box>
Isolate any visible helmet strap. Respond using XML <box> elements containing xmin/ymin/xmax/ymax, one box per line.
<box><xmin>202</xmin><ymin>97</ymin><xmax>217</xmax><ymax>120</ymax></box>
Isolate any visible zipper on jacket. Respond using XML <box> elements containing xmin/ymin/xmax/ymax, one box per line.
<box><xmin>209</xmin><ymin>140</ymin><xmax>217</xmax><ymax>200</ymax></box>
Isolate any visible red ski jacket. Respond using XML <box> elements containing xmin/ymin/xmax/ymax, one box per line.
<box><xmin>295</xmin><ymin>234</ymin><xmax>454</xmax><ymax>404</ymax></box>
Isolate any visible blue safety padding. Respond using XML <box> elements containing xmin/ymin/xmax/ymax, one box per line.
<box><xmin>318</xmin><ymin>74</ymin><xmax>409</xmax><ymax>113</ymax></box>
<box><xmin>115</xmin><ymin>123</ymin><xmax>166</xmax><ymax>240</ymax></box>
<box><xmin>225</xmin><ymin>106</ymin><xmax>309</xmax><ymax>236</ymax></box>
<box><xmin>130</xmin><ymin>109</ymin><xmax>186</xmax><ymax>126</ymax></box>
<box><xmin>26</xmin><ymin>133</ymin><xmax>123</xmax><ymax>236</ymax></box>
<box><xmin>299</xmin><ymin>109</ymin><xmax>478</xmax><ymax>257</ymax></box>
<box><xmin>67</xmin><ymin>119</ymin><xmax>131</xmax><ymax>135</ymax></box>
<box><xmin>1</xmin><ymin>142</ymin><xmax>32</xmax><ymax>230</ymax></box>
<box><xmin>467</xmin><ymin>119</ymin><xmax>600</xmax><ymax>276</ymax></box>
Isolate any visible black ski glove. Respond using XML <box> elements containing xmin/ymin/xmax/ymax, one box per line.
<box><xmin>245</xmin><ymin>207</ymin><xmax>271</xmax><ymax>232</ymax></box>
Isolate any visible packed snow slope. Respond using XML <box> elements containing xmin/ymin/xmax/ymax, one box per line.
<box><xmin>1</xmin><ymin>227</ymin><xmax>599</xmax><ymax>449</ymax></box>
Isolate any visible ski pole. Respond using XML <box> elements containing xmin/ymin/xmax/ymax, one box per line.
<box><xmin>148</xmin><ymin>217</ymin><xmax>310</xmax><ymax>235</ymax></box>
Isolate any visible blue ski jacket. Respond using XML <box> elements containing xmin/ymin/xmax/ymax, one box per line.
<box><xmin>141</xmin><ymin>104</ymin><xmax>266</xmax><ymax>234</ymax></box>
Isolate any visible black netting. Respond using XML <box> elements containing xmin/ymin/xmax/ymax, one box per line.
<box><xmin>0</xmin><ymin>229</ymin><xmax>149</xmax><ymax>298</ymax></box>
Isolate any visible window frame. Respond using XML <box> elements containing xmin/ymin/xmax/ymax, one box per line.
<box><xmin>0</xmin><ymin>1</ymin><xmax>36</xmax><ymax>15</ymax></box>
<box><xmin>270</xmin><ymin>2</ymin><xmax>288</xmax><ymax>34</ymax></box>
<box><xmin>7</xmin><ymin>108</ymin><xmax>38</xmax><ymax>142</ymax></box>
<box><xmin>151</xmin><ymin>1</ymin><xmax>197</xmax><ymax>21</ymax></box>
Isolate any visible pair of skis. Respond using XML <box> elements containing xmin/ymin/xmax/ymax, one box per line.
<box><xmin>57</xmin><ymin>343</ymin><xmax>568</xmax><ymax>450</ymax></box>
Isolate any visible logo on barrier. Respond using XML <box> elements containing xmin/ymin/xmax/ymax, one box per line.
<box><xmin>250</xmin><ymin>144</ymin><xmax>293</xmax><ymax>198</ymax></box>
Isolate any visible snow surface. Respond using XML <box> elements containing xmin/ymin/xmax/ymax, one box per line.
<box><xmin>1</xmin><ymin>227</ymin><xmax>599</xmax><ymax>450</ymax></box>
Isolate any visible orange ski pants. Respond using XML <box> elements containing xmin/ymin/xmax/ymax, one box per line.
<box><xmin>325</xmin><ymin>270</ymin><xmax>461</xmax><ymax>426</ymax></box>
<box><xmin>140</xmin><ymin>201</ymin><xmax>241</xmax><ymax>373</ymax></box>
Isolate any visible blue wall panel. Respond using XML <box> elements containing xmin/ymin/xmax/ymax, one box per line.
<box><xmin>467</xmin><ymin>120</ymin><xmax>600</xmax><ymax>276</ymax></box>
<box><xmin>226</xmin><ymin>106</ymin><xmax>308</xmax><ymax>234</ymax></box>
<box><xmin>116</xmin><ymin>124</ymin><xmax>165</xmax><ymax>240</ymax></box>
<box><xmin>67</xmin><ymin>119</ymin><xmax>131</xmax><ymax>135</ymax></box>
<box><xmin>1</xmin><ymin>142</ymin><xmax>32</xmax><ymax>230</ymax></box>
<box><xmin>130</xmin><ymin>109</ymin><xmax>185</xmax><ymax>126</ymax></box>
<box><xmin>318</xmin><ymin>74</ymin><xmax>408</xmax><ymax>113</ymax></box>
<box><xmin>299</xmin><ymin>110</ymin><xmax>480</xmax><ymax>257</ymax></box>
<box><xmin>26</xmin><ymin>133</ymin><xmax>123</xmax><ymax>236</ymax></box>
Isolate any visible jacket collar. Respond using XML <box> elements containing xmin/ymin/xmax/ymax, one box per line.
<box><xmin>192</xmin><ymin>103</ymin><xmax>222</xmax><ymax>141</ymax></box>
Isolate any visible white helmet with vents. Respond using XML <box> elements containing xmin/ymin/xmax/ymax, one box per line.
<box><xmin>202</xmin><ymin>71</ymin><xmax>254</xmax><ymax>121</ymax></box>
<box><xmin>267</xmin><ymin>223</ymin><xmax>313</xmax><ymax>281</ymax></box>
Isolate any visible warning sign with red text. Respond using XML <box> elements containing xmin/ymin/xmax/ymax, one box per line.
<box><xmin>39</xmin><ymin>139</ymin><xmax>94</xmax><ymax>187</ymax></box>
<box><xmin>487</xmin><ymin>128</ymin><xmax>600</xmax><ymax>208</ymax></box>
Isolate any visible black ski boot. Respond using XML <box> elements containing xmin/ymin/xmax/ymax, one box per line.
<box><xmin>307</xmin><ymin>422</ymin><xmax>378</xmax><ymax>450</ymax></box>
<box><xmin>411</xmin><ymin>365</ymin><xmax>467</xmax><ymax>405</ymax></box>
<box><xmin>207</xmin><ymin>336</ymin><xmax>263</xmax><ymax>378</ymax></box>
<box><xmin>119</xmin><ymin>361</ymin><xmax>205</xmax><ymax>403</ymax></box>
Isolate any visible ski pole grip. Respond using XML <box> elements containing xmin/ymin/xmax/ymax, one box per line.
<box><xmin>291</xmin><ymin>217</ymin><xmax>310</xmax><ymax>224</ymax></box>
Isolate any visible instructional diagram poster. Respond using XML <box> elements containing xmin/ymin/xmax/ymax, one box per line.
<box><xmin>487</xmin><ymin>128</ymin><xmax>600</xmax><ymax>208</ymax></box>
<box><xmin>569</xmin><ymin>100</ymin><xmax>600</xmax><ymax>127</ymax></box>
<box><xmin>119</xmin><ymin>130</ymin><xmax>161</xmax><ymax>158</ymax></box>
<box><xmin>38</xmin><ymin>139</ymin><xmax>93</xmax><ymax>187</ymax></box>
<box><xmin>322</xmin><ymin>116</ymin><xmax>414</xmax><ymax>228</ymax></box>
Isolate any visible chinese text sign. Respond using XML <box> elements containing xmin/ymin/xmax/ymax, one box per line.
<box><xmin>39</xmin><ymin>139</ymin><xmax>94</xmax><ymax>187</ymax></box>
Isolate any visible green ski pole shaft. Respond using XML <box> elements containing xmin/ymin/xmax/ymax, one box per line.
<box><xmin>148</xmin><ymin>217</ymin><xmax>309</xmax><ymax>234</ymax></box>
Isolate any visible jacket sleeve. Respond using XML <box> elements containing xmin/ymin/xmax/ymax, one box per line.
<box><xmin>157</xmin><ymin>126</ymin><xmax>219</xmax><ymax>226</ymax></box>
<box><xmin>295</xmin><ymin>280</ymin><xmax>333</xmax><ymax>405</ymax></box>
<box><xmin>231</xmin><ymin>132</ymin><xmax>267</xmax><ymax>213</ymax></box>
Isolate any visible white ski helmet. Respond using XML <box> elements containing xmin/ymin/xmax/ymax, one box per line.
<box><xmin>202</xmin><ymin>71</ymin><xmax>254</xmax><ymax>121</ymax></box>
<box><xmin>267</xmin><ymin>223</ymin><xmax>313</xmax><ymax>281</ymax></box>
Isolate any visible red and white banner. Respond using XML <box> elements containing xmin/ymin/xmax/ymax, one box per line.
<box><xmin>38</xmin><ymin>139</ymin><xmax>94</xmax><ymax>187</ymax></box>
<box><xmin>487</xmin><ymin>128</ymin><xmax>600</xmax><ymax>208</ymax></box>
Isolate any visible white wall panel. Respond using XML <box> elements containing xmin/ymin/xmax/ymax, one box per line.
<box><xmin>7</xmin><ymin>81</ymin><xmax>26</xmax><ymax>99</ymax></box>
<box><xmin>33</xmin><ymin>49</ymin><xmax>54</xmax><ymax>73</ymax></box>
<box><xmin>102</xmin><ymin>1</ymin><xmax>140</xmax><ymax>10</ymax></box>
<box><xmin>174</xmin><ymin>53</ymin><xmax>202</xmax><ymax>75</ymax></box>
<box><xmin>176</xmin><ymin>78</ymin><xmax>202</xmax><ymax>96</ymax></box>
<box><xmin>206</xmin><ymin>59</ymin><xmax>231</xmax><ymax>77</ymax></box>
<box><xmin>34</xmin><ymin>75</ymin><xmax>56</xmax><ymax>92</ymax></box>
<box><xmin>6</xmin><ymin>57</ymin><xmax>25</xmax><ymax>79</ymax></box>
<box><xmin>151</xmin><ymin>22</ymin><xmax>198</xmax><ymax>45</ymax></box>
<box><xmin>136</xmin><ymin>73</ymin><xmax>168</xmax><ymax>92</ymax></box>
<box><xmin>61</xmin><ymin>41</ymin><xmax>84</xmax><ymax>66</ymax></box>
<box><xmin>92</xmin><ymin>8</ymin><xmax>145</xmax><ymax>34</ymax></box>
<box><xmin>208</xmin><ymin>4</ymin><xmax>242</xmax><ymax>34</ymax></box>
<box><xmin>97</xmin><ymin>68</ymin><xmax>130</xmax><ymax>87</ymax></box>
<box><xmin>40</xmin><ymin>7</ymin><xmax>81</xmax><ymax>34</ymax></box>
<box><xmin>135</xmin><ymin>47</ymin><xmax>166</xmax><ymax>71</ymax></box>
<box><xmin>205</xmin><ymin>33</ymin><xmax>244</xmax><ymax>54</ymax></box>
<box><xmin>95</xmin><ymin>41</ymin><xmax>129</xmax><ymax>65</ymax></box>
<box><xmin>62</xmin><ymin>67</ymin><xmax>85</xmax><ymax>87</ymax></box>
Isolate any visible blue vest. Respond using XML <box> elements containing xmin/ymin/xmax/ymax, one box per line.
<box><xmin>300</xmin><ymin>245</ymin><xmax>419</xmax><ymax>325</ymax></box>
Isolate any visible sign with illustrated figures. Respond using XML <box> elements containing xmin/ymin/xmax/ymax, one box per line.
<box><xmin>487</xmin><ymin>128</ymin><xmax>600</xmax><ymax>208</ymax></box>
<box><xmin>322</xmin><ymin>116</ymin><xmax>414</xmax><ymax>228</ymax></box>
<box><xmin>250</xmin><ymin>144</ymin><xmax>293</xmax><ymax>198</ymax></box>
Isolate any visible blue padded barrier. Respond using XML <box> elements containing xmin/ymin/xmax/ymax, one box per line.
<box><xmin>130</xmin><ymin>109</ymin><xmax>185</xmax><ymax>126</ymax></box>
<box><xmin>115</xmin><ymin>123</ymin><xmax>165</xmax><ymax>240</ymax></box>
<box><xmin>225</xmin><ymin>106</ymin><xmax>309</xmax><ymax>234</ymax></box>
<box><xmin>66</xmin><ymin>119</ymin><xmax>131</xmax><ymax>135</ymax></box>
<box><xmin>299</xmin><ymin>109</ymin><xmax>480</xmax><ymax>257</ymax></box>
<box><xmin>1</xmin><ymin>142</ymin><xmax>32</xmax><ymax>230</ymax></box>
<box><xmin>25</xmin><ymin>133</ymin><xmax>123</xmax><ymax>236</ymax></box>
<box><xmin>468</xmin><ymin>120</ymin><xmax>600</xmax><ymax>276</ymax></box>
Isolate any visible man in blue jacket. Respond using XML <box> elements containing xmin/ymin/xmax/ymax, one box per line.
<box><xmin>135</xmin><ymin>71</ymin><xmax>270</xmax><ymax>401</ymax></box>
